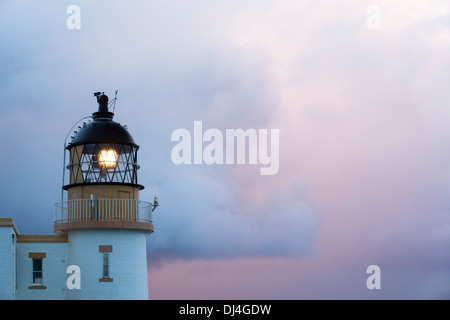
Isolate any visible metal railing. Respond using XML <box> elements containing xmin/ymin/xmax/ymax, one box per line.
<box><xmin>54</xmin><ymin>199</ymin><xmax>153</xmax><ymax>224</ymax></box>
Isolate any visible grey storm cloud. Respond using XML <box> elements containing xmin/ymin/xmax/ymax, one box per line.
<box><xmin>146</xmin><ymin>167</ymin><xmax>317</xmax><ymax>260</ymax></box>
<box><xmin>0</xmin><ymin>0</ymin><xmax>317</xmax><ymax>258</ymax></box>
<box><xmin>1</xmin><ymin>0</ymin><xmax>450</xmax><ymax>300</ymax></box>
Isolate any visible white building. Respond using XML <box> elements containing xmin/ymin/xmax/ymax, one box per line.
<box><xmin>0</xmin><ymin>93</ymin><xmax>157</xmax><ymax>300</ymax></box>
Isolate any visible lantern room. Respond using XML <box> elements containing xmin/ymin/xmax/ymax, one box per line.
<box><xmin>64</xmin><ymin>93</ymin><xmax>144</xmax><ymax>191</ymax></box>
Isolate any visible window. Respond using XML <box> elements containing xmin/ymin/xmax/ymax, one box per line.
<box><xmin>28</xmin><ymin>252</ymin><xmax>47</xmax><ymax>289</ymax></box>
<box><xmin>102</xmin><ymin>253</ymin><xmax>109</xmax><ymax>278</ymax></box>
<box><xmin>32</xmin><ymin>258</ymin><xmax>43</xmax><ymax>284</ymax></box>
<box><xmin>99</xmin><ymin>245</ymin><xmax>113</xmax><ymax>282</ymax></box>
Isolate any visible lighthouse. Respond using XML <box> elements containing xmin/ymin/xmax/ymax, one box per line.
<box><xmin>0</xmin><ymin>92</ymin><xmax>156</xmax><ymax>300</ymax></box>
<box><xmin>54</xmin><ymin>92</ymin><xmax>155</xmax><ymax>300</ymax></box>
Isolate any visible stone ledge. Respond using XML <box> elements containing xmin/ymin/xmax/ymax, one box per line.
<box><xmin>18</xmin><ymin>234</ymin><xmax>68</xmax><ymax>243</ymax></box>
<box><xmin>54</xmin><ymin>220</ymin><xmax>154</xmax><ymax>234</ymax></box>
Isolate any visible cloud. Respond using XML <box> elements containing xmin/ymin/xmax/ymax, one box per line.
<box><xmin>1</xmin><ymin>0</ymin><xmax>449</xmax><ymax>299</ymax></box>
<box><xmin>147</xmin><ymin>165</ymin><xmax>317</xmax><ymax>261</ymax></box>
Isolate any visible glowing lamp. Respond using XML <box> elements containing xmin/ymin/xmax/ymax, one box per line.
<box><xmin>98</xmin><ymin>149</ymin><xmax>118</xmax><ymax>169</ymax></box>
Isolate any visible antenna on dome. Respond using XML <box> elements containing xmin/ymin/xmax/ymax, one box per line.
<box><xmin>110</xmin><ymin>90</ymin><xmax>119</xmax><ymax>113</ymax></box>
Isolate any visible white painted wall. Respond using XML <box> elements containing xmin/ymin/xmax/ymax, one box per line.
<box><xmin>15</xmin><ymin>242</ymin><xmax>68</xmax><ymax>300</ymax></box>
<box><xmin>65</xmin><ymin>229</ymin><xmax>149</xmax><ymax>300</ymax></box>
<box><xmin>0</xmin><ymin>226</ymin><xmax>16</xmax><ymax>300</ymax></box>
<box><xmin>1</xmin><ymin>226</ymin><xmax>149</xmax><ymax>300</ymax></box>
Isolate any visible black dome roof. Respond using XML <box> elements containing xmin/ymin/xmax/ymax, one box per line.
<box><xmin>67</xmin><ymin>94</ymin><xmax>138</xmax><ymax>148</ymax></box>
<box><xmin>68</xmin><ymin>120</ymin><xmax>137</xmax><ymax>148</ymax></box>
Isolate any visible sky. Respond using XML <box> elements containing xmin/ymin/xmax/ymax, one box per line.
<box><xmin>0</xmin><ymin>0</ymin><xmax>449</xmax><ymax>299</ymax></box>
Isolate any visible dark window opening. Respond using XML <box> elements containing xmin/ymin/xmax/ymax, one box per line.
<box><xmin>32</xmin><ymin>258</ymin><xmax>43</xmax><ymax>284</ymax></box>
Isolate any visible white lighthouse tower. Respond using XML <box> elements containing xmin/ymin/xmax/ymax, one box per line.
<box><xmin>54</xmin><ymin>93</ymin><xmax>156</xmax><ymax>300</ymax></box>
